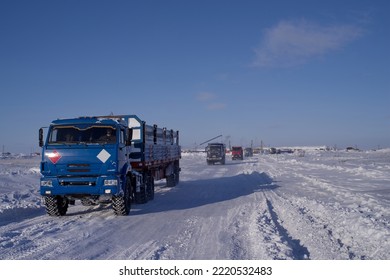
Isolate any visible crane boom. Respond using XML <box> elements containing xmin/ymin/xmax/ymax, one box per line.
<box><xmin>199</xmin><ymin>135</ymin><xmax>223</xmax><ymax>146</ymax></box>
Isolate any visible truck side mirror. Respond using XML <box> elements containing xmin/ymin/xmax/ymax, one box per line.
<box><xmin>39</xmin><ymin>128</ymin><xmax>44</xmax><ymax>147</ymax></box>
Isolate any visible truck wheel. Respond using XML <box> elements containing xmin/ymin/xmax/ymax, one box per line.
<box><xmin>135</xmin><ymin>184</ymin><xmax>148</xmax><ymax>204</ymax></box>
<box><xmin>146</xmin><ymin>175</ymin><xmax>155</xmax><ymax>201</ymax></box>
<box><xmin>166</xmin><ymin>174</ymin><xmax>175</xmax><ymax>187</ymax></box>
<box><xmin>174</xmin><ymin>171</ymin><xmax>180</xmax><ymax>185</ymax></box>
<box><xmin>44</xmin><ymin>196</ymin><xmax>68</xmax><ymax>216</ymax></box>
<box><xmin>112</xmin><ymin>177</ymin><xmax>131</xmax><ymax>215</ymax></box>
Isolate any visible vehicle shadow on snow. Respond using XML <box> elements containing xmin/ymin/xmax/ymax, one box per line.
<box><xmin>0</xmin><ymin>207</ymin><xmax>46</xmax><ymax>226</ymax></box>
<box><xmin>64</xmin><ymin>203</ymin><xmax>113</xmax><ymax>217</ymax></box>
<box><xmin>132</xmin><ymin>171</ymin><xmax>279</xmax><ymax>215</ymax></box>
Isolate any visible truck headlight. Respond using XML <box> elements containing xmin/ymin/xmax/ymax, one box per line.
<box><xmin>41</xmin><ymin>180</ymin><xmax>53</xmax><ymax>187</ymax></box>
<box><xmin>104</xmin><ymin>179</ymin><xmax>118</xmax><ymax>186</ymax></box>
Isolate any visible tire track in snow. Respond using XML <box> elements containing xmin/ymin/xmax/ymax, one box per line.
<box><xmin>266</xmin><ymin>190</ymin><xmax>371</xmax><ymax>259</ymax></box>
<box><xmin>228</xmin><ymin>218</ymin><xmax>249</xmax><ymax>259</ymax></box>
<box><xmin>253</xmin><ymin>191</ymin><xmax>309</xmax><ymax>260</ymax></box>
<box><xmin>256</xmin><ymin>154</ymin><xmax>390</xmax><ymax>259</ymax></box>
<box><xmin>0</xmin><ymin>205</ymin><xmax>115</xmax><ymax>259</ymax></box>
<box><xmin>264</xmin><ymin>198</ymin><xmax>310</xmax><ymax>259</ymax></box>
<box><xmin>0</xmin><ymin>216</ymin><xmax>79</xmax><ymax>259</ymax></box>
<box><xmin>224</xmin><ymin>189</ymin><xmax>303</xmax><ymax>260</ymax></box>
<box><xmin>146</xmin><ymin>217</ymin><xmax>199</xmax><ymax>260</ymax></box>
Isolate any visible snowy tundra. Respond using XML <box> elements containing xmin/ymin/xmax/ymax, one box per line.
<box><xmin>0</xmin><ymin>148</ymin><xmax>389</xmax><ymax>260</ymax></box>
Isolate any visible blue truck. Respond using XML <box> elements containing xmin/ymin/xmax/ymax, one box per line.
<box><xmin>39</xmin><ymin>115</ymin><xmax>181</xmax><ymax>216</ymax></box>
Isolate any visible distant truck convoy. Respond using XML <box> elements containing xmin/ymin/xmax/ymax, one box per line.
<box><xmin>39</xmin><ymin>115</ymin><xmax>181</xmax><ymax>216</ymax></box>
<box><xmin>244</xmin><ymin>147</ymin><xmax>253</xmax><ymax>157</ymax></box>
<box><xmin>206</xmin><ymin>143</ymin><xmax>226</xmax><ymax>165</ymax></box>
<box><xmin>231</xmin><ymin>146</ymin><xmax>244</xmax><ymax>160</ymax></box>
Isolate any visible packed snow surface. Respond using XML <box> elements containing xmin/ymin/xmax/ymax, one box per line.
<box><xmin>1</xmin><ymin>149</ymin><xmax>390</xmax><ymax>260</ymax></box>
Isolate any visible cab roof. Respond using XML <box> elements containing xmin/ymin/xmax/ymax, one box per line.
<box><xmin>50</xmin><ymin>116</ymin><xmax>125</xmax><ymax>126</ymax></box>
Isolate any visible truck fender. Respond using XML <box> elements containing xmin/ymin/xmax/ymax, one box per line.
<box><xmin>128</xmin><ymin>170</ymin><xmax>142</xmax><ymax>193</ymax></box>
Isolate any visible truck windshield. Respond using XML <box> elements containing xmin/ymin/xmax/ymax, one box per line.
<box><xmin>209</xmin><ymin>146</ymin><xmax>222</xmax><ymax>152</ymax></box>
<box><xmin>48</xmin><ymin>125</ymin><xmax>116</xmax><ymax>144</ymax></box>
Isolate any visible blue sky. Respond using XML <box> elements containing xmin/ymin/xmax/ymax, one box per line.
<box><xmin>1</xmin><ymin>0</ymin><xmax>389</xmax><ymax>153</ymax></box>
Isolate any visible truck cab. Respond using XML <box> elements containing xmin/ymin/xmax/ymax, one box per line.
<box><xmin>39</xmin><ymin>115</ymin><xmax>180</xmax><ymax>216</ymax></box>
<box><xmin>206</xmin><ymin>143</ymin><xmax>226</xmax><ymax>165</ymax></box>
<box><xmin>244</xmin><ymin>147</ymin><xmax>253</xmax><ymax>157</ymax></box>
<box><xmin>39</xmin><ymin>116</ymin><xmax>135</xmax><ymax>216</ymax></box>
<box><xmin>231</xmin><ymin>146</ymin><xmax>244</xmax><ymax>160</ymax></box>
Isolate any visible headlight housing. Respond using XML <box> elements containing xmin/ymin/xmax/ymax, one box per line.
<box><xmin>104</xmin><ymin>179</ymin><xmax>118</xmax><ymax>186</ymax></box>
<box><xmin>41</xmin><ymin>180</ymin><xmax>53</xmax><ymax>187</ymax></box>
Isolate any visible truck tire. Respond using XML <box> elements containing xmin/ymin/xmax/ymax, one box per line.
<box><xmin>135</xmin><ymin>184</ymin><xmax>148</xmax><ymax>204</ymax></box>
<box><xmin>174</xmin><ymin>171</ymin><xmax>180</xmax><ymax>185</ymax></box>
<box><xmin>44</xmin><ymin>196</ymin><xmax>68</xmax><ymax>216</ymax></box>
<box><xmin>112</xmin><ymin>177</ymin><xmax>132</xmax><ymax>215</ymax></box>
<box><xmin>146</xmin><ymin>174</ymin><xmax>155</xmax><ymax>201</ymax></box>
<box><xmin>166</xmin><ymin>174</ymin><xmax>175</xmax><ymax>187</ymax></box>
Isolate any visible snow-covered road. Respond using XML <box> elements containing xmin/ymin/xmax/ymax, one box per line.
<box><xmin>1</xmin><ymin>149</ymin><xmax>390</xmax><ymax>259</ymax></box>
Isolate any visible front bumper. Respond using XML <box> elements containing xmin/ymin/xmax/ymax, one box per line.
<box><xmin>40</xmin><ymin>176</ymin><xmax>121</xmax><ymax>196</ymax></box>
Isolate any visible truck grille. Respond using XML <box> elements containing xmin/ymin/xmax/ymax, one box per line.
<box><xmin>67</xmin><ymin>163</ymin><xmax>90</xmax><ymax>173</ymax></box>
<box><xmin>59</xmin><ymin>180</ymin><xmax>96</xmax><ymax>186</ymax></box>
